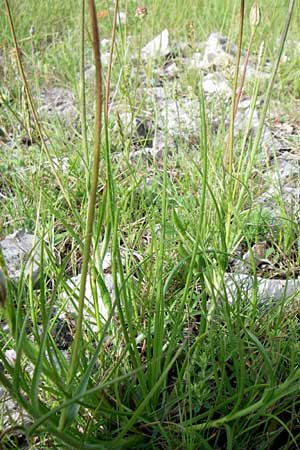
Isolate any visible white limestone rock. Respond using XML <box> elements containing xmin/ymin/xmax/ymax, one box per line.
<box><xmin>141</xmin><ymin>29</ymin><xmax>170</xmax><ymax>60</ymax></box>
<box><xmin>202</xmin><ymin>72</ymin><xmax>232</xmax><ymax>96</ymax></box>
<box><xmin>38</xmin><ymin>87</ymin><xmax>77</xmax><ymax>123</ymax></box>
<box><xmin>0</xmin><ymin>230</ymin><xmax>40</xmax><ymax>282</ymax></box>
<box><xmin>224</xmin><ymin>272</ymin><xmax>300</xmax><ymax>305</ymax></box>
<box><xmin>62</xmin><ymin>252</ymin><xmax>123</xmax><ymax>330</ymax></box>
<box><xmin>201</xmin><ymin>32</ymin><xmax>235</xmax><ymax>69</ymax></box>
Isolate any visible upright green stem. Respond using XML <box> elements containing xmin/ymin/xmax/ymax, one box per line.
<box><xmin>103</xmin><ymin>0</ymin><xmax>118</xmax><ymax>213</ymax></box>
<box><xmin>79</xmin><ymin>0</ymin><xmax>89</xmax><ymax>191</ymax></box>
<box><xmin>236</xmin><ymin>0</ymin><xmax>296</xmax><ymax>211</ymax></box>
<box><xmin>4</xmin><ymin>0</ymin><xmax>72</xmax><ymax>212</ymax></box>
<box><xmin>224</xmin><ymin>0</ymin><xmax>245</xmax><ymax>246</ymax></box>
<box><xmin>150</xmin><ymin>108</ymin><xmax>168</xmax><ymax>401</ymax></box>
<box><xmin>105</xmin><ymin>0</ymin><xmax>119</xmax><ymax>120</ymax></box>
<box><xmin>59</xmin><ymin>0</ymin><xmax>103</xmax><ymax>430</ymax></box>
<box><xmin>234</xmin><ymin>30</ymin><xmax>255</xmax><ymax>116</ymax></box>
<box><xmin>234</xmin><ymin>1</ymin><xmax>261</xmax><ymax>117</ymax></box>
<box><xmin>223</xmin><ymin>0</ymin><xmax>245</xmax><ymax>171</ymax></box>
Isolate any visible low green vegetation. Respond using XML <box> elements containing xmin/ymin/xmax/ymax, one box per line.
<box><xmin>1</xmin><ymin>1</ymin><xmax>300</xmax><ymax>449</ymax></box>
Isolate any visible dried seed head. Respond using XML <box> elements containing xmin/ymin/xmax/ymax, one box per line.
<box><xmin>187</xmin><ymin>21</ymin><xmax>195</xmax><ymax>44</ymax></box>
<box><xmin>249</xmin><ymin>1</ymin><xmax>261</xmax><ymax>30</ymax></box>
<box><xmin>135</xmin><ymin>6</ymin><xmax>147</xmax><ymax>19</ymax></box>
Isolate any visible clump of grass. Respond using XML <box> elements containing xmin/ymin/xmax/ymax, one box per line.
<box><xmin>0</xmin><ymin>0</ymin><xmax>299</xmax><ymax>449</ymax></box>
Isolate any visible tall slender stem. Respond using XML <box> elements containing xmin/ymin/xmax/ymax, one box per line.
<box><xmin>79</xmin><ymin>0</ymin><xmax>89</xmax><ymax>191</ymax></box>
<box><xmin>4</xmin><ymin>0</ymin><xmax>72</xmax><ymax>211</ymax></box>
<box><xmin>224</xmin><ymin>0</ymin><xmax>245</xmax><ymax>246</ymax></box>
<box><xmin>105</xmin><ymin>0</ymin><xmax>119</xmax><ymax>120</ymax></box>
<box><xmin>223</xmin><ymin>0</ymin><xmax>245</xmax><ymax>170</ymax></box>
<box><xmin>59</xmin><ymin>0</ymin><xmax>103</xmax><ymax>430</ymax></box>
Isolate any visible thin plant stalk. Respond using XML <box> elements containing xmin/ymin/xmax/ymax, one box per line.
<box><xmin>164</xmin><ymin>85</ymin><xmax>210</xmax><ymax>367</ymax></box>
<box><xmin>234</xmin><ymin>1</ymin><xmax>261</xmax><ymax>116</ymax></box>
<box><xmin>93</xmin><ymin>0</ymin><xmax>117</xmax><ymax>336</ymax></box>
<box><xmin>150</xmin><ymin>99</ymin><xmax>168</xmax><ymax>400</ymax></box>
<box><xmin>223</xmin><ymin>0</ymin><xmax>244</xmax><ymax>246</ymax></box>
<box><xmin>236</xmin><ymin>0</ymin><xmax>296</xmax><ymax>211</ymax></box>
<box><xmin>59</xmin><ymin>0</ymin><xmax>103</xmax><ymax>430</ymax></box>
<box><xmin>4</xmin><ymin>0</ymin><xmax>73</xmax><ymax>212</ymax></box>
<box><xmin>233</xmin><ymin>41</ymin><xmax>265</xmax><ymax>201</ymax></box>
<box><xmin>79</xmin><ymin>0</ymin><xmax>90</xmax><ymax>191</ymax></box>
<box><xmin>234</xmin><ymin>30</ymin><xmax>255</xmax><ymax>116</ymax></box>
<box><xmin>101</xmin><ymin>2</ymin><xmax>149</xmax><ymax>396</ymax></box>
<box><xmin>223</xmin><ymin>0</ymin><xmax>245</xmax><ymax>170</ymax></box>
<box><xmin>105</xmin><ymin>0</ymin><xmax>119</xmax><ymax>120</ymax></box>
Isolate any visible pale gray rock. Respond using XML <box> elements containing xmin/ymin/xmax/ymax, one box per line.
<box><xmin>202</xmin><ymin>72</ymin><xmax>231</xmax><ymax>96</ymax></box>
<box><xmin>62</xmin><ymin>252</ymin><xmax>120</xmax><ymax>330</ymax></box>
<box><xmin>257</xmin><ymin>185</ymin><xmax>300</xmax><ymax>216</ymax></box>
<box><xmin>101</xmin><ymin>38</ymin><xmax>111</xmax><ymax>49</ymax></box>
<box><xmin>159</xmin><ymin>98</ymin><xmax>200</xmax><ymax>142</ymax></box>
<box><xmin>144</xmin><ymin>61</ymin><xmax>180</xmax><ymax>82</ymax></box>
<box><xmin>84</xmin><ymin>54</ymin><xmax>110</xmax><ymax>84</ymax></box>
<box><xmin>234</xmin><ymin>100</ymin><xmax>282</xmax><ymax>153</ymax></box>
<box><xmin>151</xmin><ymin>130</ymin><xmax>175</xmax><ymax>153</ymax></box>
<box><xmin>0</xmin><ymin>387</ymin><xmax>31</xmax><ymax>430</ymax></box>
<box><xmin>189</xmin><ymin>52</ymin><xmax>203</xmax><ymax>69</ymax></box>
<box><xmin>128</xmin><ymin>148</ymin><xmax>167</xmax><ymax>167</ymax></box>
<box><xmin>201</xmin><ymin>32</ymin><xmax>235</xmax><ymax>69</ymax></box>
<box><xmin>243</xmin><ymin>64</ymin><xmax>270</xmax><ymax>81</ymax></box>
<box><xmin>128</xmin><ymin>148</ymin><xmax>154</xmax><ymax>166</ymax></box>
<box><xmin>51</xmin><ymin>156</ymin><xmax>69</xmax><ymax>174</ymax></box>
<box><xmin>254</xmin><ymin>149</ymin><xmax>300</xmax><ymax>218</ymax></box>
<box><xmin>0</xmin><ymin>231</ymin><xmax>40</xmax><ymax>282</ymax></box>
<box><xmin>4</xmin><ymin>349</ymin><xmax>17</xmax><ymax>364</ymax></box>
<box><xmin>128</xmin><ymin>126</ymin><xmax>175</xmax><ymax>167</ymax></box>
<box><xmin>115</xmin><ymin>133</ymin><xmax>174</xmax><ymax>168</ymax></box>
<box><xmin>186</xmin><ymin>32</ymin><xmax>237</xmax><ymax>69</ymax></box>
<box><xmin>136</xmin><ymin>86</ymin><xmax>168</xmax><ymax>102</ymax></box>
<box><xmin>266</xmin><ymin>156</ymin><xmax>300</xmax><ymax>186</ymax></box>
<box><xmin>224</xmin><ymin>272</ymin><xmax>300</xmax><ymax>305</ymax></box>
<box><xmin>260</xmin><ymin>127</ymin><xmax>282</xmax><ymax>153</ymax></box>
<box><xmin>233</xmin><ymin>242</ymin><xmax>271</xmax><ymax>274</ymax></box>
<box><xmin>173</xmin><ymin>41</ymin><xmax>193</xmax><ymax>57</ymax></box>
<box><xmin>141</xmin><ymin>29</ymin><xmax>170</xmax><ymax>60</ymax></box>
<box><xmin>83</xmin><ymin>40</ymin><xmax>110</xmax><ymax>84</ymax></box>
<box><xmin>63</xmin><ymin>272</ymin><xmax>113</xmax><ymax>328</ymax></box>
<box><xmin>163</xmin><ymin>61</ymin><xmax>180</xmax><ymax>79</ymax></box>
<box><xmin>206</xmin><ymin>32</ymin><xmax>238</xmax><ymax>56</ymax></box>
<box><xmin>84</xmin><ymin>64</ymin><xmax>96</xmax><ymax>83</ymax></box>
<box><xmin>101</xmin><ymin>52</ymin><xmax>111</xmax><ymax>66</ymax></box>
<box><xmin>38</xmin><ymin>87</ymin><xmax>77</xmax><ymax>122</ymax></box>
<box><xmin>113</xmin><ymin>108</ymin><xmax>154</xmax><ymax>146</ymax></box>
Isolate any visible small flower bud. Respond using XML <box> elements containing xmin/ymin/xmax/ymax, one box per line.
<box><xmin>135</xmin><ymin>6</ymin><xmax>147</xmax><ymax>19</ymax></box>
<box><xmin>249</xmin><ymin>1</ymin><xmax>261</xmax><ymax>30</ymax></box>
